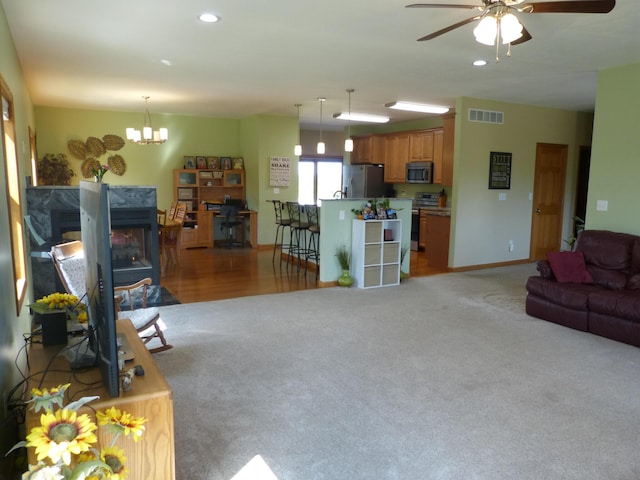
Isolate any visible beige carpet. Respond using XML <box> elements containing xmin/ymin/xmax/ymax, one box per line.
<box><xmin>155</xmin><ymin>263</ymin><xmax>640</xmax><ymax>480</ymax></box>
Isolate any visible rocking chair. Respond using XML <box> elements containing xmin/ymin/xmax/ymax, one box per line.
<box><xmin>50</xmin><ymin>240</ymin><xmax>172</xmax><ymax>354</ymax></box>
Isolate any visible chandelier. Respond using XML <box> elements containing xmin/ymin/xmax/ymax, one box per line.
<box><xmin>125</xmin><ymin>96</ymin><xmax>168</xmax><ymax>144</ymax></box>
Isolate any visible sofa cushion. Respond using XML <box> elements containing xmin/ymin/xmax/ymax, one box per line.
<box><xmin>547</xmin><ymin>251</ymin><xmax>593</xmax><ymax>284</ymax></box>
<box><xmin>586</xmin><ymin>265</ymin><xmax>628</xmax><ymax>290</ymax></box>
<box><xmin>575</xmin><ymin>230</ymin><xmax>636</xmax><ymax>270</ymax></box>
<box><xmin>525</xmin><ymin>276</ymin><xmax>596</xmax><ymax>311</ymax></box>
<box><xmin>632</xmin><ymin>239</ymin><xmax>640</xmax><ymax>273</ymax></box>
<box><xmin>627</xmin><ymin>273</ymin><xmax>640</xmax><ymax>290</ymax></box>
<box><xmin>588</xmin><ymin>290</ymin><xmax>640</xmax><ymax>322</ymax></box>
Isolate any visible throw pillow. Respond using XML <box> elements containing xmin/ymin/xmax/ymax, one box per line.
<box><xmin>547</xmin><ymin>251</ymin><xmax>593</xmax><ymax>284</ymax></box>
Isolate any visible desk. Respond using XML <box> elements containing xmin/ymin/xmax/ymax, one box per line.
<box><xmin>212</xmin><ymin>210</ymin><xmax>257</xmax><ymax>248</ymax></box>
<box><xmin>26</xmin><ymin>319</ymin><xmax>175</xmax><ymax>480</ymax></box>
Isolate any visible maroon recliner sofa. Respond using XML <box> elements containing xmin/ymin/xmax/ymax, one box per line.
<box><xmin>526</xmin><ymin>229</ymin><xmax>640</xmax><ymax>347</ymax></box>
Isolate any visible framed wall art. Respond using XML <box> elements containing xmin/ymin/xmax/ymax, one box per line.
<box><xmin>488</xmin><ymin>151</ymin><xmax>512</xmax><ymax>190</ymax></box>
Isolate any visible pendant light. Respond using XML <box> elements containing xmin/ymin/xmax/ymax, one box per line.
<box><xmin>317</xmin><ymin>97</ymin><xmax>326</xmax><ymax>155</ymax></box>
<box><xmin>125</xmin><ymin>96</ymin><xmax>168</xmax><ymax>144</ymax></box>
<box><xmin>294</xmin><ymin>104</ymin><xmax>302</xmax><ymax>156</ymax></box>
<box><xmin>344</xmin><ymin>89</ymin><xmax>354</xmax><ymax>153</ymax></box>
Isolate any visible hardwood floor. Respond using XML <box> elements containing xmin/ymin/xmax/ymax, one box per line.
<box><xmin>160</xmin><ymin>246</ymin><xmax>447</xmax><ymax>304</ymax></box>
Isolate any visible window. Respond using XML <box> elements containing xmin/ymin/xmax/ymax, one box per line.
<box><xmin>1</xmin><ymin>74</ymin><xmax>27</xmax><ymax>314</ymax></box>
<box><xmin>298</xmin><ymin>155</ymin><xmax>343</xmax><ymax>205</ymax></box>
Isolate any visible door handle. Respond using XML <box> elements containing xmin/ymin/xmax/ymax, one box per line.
<box><xmin>535</xmin><ymin>208</ymin><xmax>541</xmax><ymax>213</ymax></box>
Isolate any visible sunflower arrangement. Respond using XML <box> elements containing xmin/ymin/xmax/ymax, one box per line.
<box><xmin>10</xmin><ymin>384</ymin><xmax>146</xmax><ymax>480</ymax></box>
<box><xmin>30</xmin><ymin>293</ymin><xmax>87</xmax><ymax>324</ymax></box>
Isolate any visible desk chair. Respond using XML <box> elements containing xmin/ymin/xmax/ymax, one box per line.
<box><xmin>51</xmin><ymin>240</ymin><xmax>172</xmax><ymax>353</ymax></box>
<box><xmin>219</xmin><ymin>204</ymin><xmax>244</xmax><ymax>248</ymax></box>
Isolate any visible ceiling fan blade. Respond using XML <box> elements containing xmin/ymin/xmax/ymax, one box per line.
<box><xmin>417</xmin><ymin>15</ymin><xmax>482</xmax><ymax>41</ymax></box>
<box><xmin>406</xmin><ymin>3</ymin><xmax>482</xmax><ymax>9</ymax></box>
<box><xmin>524</xmin><ymin>0</ymin><xmax>615</xmax><ymax>14</ymax></box>
<box><xmin>510</xmin><ymin>26</ymin><xmax>532</xmax><ymax>45</ymax></box>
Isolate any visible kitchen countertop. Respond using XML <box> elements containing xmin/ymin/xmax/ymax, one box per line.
<box><xmin>414</xmin><ymin>206</ymin><xmax>451</xmax><ymax>217</ymax></box>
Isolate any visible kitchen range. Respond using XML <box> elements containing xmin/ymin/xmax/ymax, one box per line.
<box><xmin>411</xmin><ymin>191</ymin><xmax>449</xmax><ymax>251</ymax></box>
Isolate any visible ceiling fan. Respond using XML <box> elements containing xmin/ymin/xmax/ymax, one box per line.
<box><xmin>407</xmin><ymin>0</ymin><xmax>615</xmax><ymax>61</ymax></box>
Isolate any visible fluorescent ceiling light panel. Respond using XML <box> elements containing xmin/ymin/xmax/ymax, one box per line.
<box><xmin>333</xmin><ymin>112</ymin><xmax>389</xmax><ymax>123</ymax></box>
<box><xmin>385</xmin><ymin>101</ymin><xmax>450</xmax><ymax>114</ymax></box>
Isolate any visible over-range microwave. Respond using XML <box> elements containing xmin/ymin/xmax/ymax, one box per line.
<box><xmin>406</xmin><ymin>161</ymin><xmax>433</xmax><ymax>184</ymax></box>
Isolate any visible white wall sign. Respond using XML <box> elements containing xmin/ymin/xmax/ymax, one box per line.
<box><xmin>269</xmin><ymin>156</ymin><xmax>290</xmax><ymax>187</ymax></box>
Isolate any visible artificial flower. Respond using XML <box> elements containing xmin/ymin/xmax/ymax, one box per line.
<box><xmin>96</xmin><ymin>407</ymin><xmax>146</xmax><ymax>441</ymax></box>
<box><xmin>26</xmin><ymin>408</ymin><xmax>97</xmax><ymax>465</ymax></box>
<box><xmin>21</xmin><ymin>463</ymin><xmax>63</xmax><ymax>480</ymax></box>
<box><xmin>100</xmin><ymin>446</ymin><xmax>128</xmax><ymax>479</ymax></box>
<box><xmin>28</xmin><ymin>384</ymin><xmax>70</xmax><ymax>413</ymax></box>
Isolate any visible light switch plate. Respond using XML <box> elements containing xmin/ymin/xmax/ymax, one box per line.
<box><xmin>498</xmin><ymin>193</ymin><xmax>507</xmax><ymax>201</ymax></box>
<box><xmin>596</xmin><ymin>200</ymin><xmax>608</xmax><ymax>211</ymax></box>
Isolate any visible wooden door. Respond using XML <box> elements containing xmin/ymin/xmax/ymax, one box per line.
<box><xmin>529</xmin><ymin>143</ymin><xmax>568</xmax><ymax>260</ymax></box>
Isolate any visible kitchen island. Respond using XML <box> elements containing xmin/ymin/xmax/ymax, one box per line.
<box><xmin>318</xmin><ymin>198</ymin><xmax>412</xmax><ymax>284</ymax></box>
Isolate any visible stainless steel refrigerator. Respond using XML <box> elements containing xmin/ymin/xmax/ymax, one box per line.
<box><xmin>343</xmin><ymin>164</ymin><xmax>387</xmax><ymax>198</ymax></box>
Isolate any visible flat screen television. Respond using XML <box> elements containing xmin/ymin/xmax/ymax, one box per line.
<box><xmin>80</xmin><ymin>181</ymin><xmax>119</xmax><ymax>398</ymax></box>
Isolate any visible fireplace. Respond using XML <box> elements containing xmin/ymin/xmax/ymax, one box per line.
<box><xmin>50</xmin><ymin>207</ymin><xmax>159</xmax><ymax>287</ymax></box>
<box><xmin>26</xmin><ymin>186</ymin><xmax>161</xmax><ymax>302</ymax></box>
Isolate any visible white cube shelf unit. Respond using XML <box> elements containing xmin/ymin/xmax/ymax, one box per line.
<box><xmin>352</xmin><ymin>219</ymin><xmax>402</xmax><ymax>288</ymax></box>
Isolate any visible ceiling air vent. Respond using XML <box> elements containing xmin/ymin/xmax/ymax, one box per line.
<box><xmin>468</xmin><ymin>108</ymin><xmax>504</xmax><ymax>124</ymax></box>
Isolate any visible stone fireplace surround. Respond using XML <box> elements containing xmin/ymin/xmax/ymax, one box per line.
<box><xmin>26</xmin><ymin>186</ymin><xmax>161</xmax><ymax>303</ymax></box>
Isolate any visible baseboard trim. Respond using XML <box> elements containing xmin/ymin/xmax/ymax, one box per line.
<box><xmin>450</xmin><ymin>258</ymin><xmax>533</xmax><ymax>273</ymax></box>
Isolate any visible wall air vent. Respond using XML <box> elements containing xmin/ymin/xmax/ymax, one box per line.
<box><xmin>468</xmin><ymin>108</ymin><xmax>504</xmax><ymax>124</ymax></box>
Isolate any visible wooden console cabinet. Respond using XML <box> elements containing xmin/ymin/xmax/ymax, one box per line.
<box><xmin>26</xmin><ymin>320</ymin><xmax>175</xmax><ymax>480</ymax></box>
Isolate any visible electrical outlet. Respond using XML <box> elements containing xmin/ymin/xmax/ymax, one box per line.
<box><xmin>339</xmin><ymin>210</ymin><xmax>345</xmax><ymax>220</ymax></box>
<box><xmin>508</xmin><ymin>240</ymin><xmax>514</xmax><ymax>252</ymax></box>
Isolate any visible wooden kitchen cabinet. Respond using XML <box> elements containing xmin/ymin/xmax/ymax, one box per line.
<box><xmin>438</xmin><ymin>113</ymin><xmax>455</xmax><ymax>186</ymax></box>
<box><xmin>352</xmin><ymin>135</ymin><xmax>385</xmax><ymax>165</ymax></box>
<box><xmin>409</xmin><ymin>129</ymin><xmax>435</xmax><ymax>162</ymax></box>
<box><xmin>384</xmin><ymin>132</ymin><xmax>411</xmax><ymax>183</ymax></box>
<box><xmin>432</xmin><ymin>129</ymin><xmax>444</xmax><ymax>184</ymax></box>
<box><xmin>425</xmin><ymin>213</ymin><xmax>450</xmax><ymax>269</ymax></box>
<box><xmin>419</xmin><ymin>210</ymin><xmax>428</xmax><ymax>250</ymax></box>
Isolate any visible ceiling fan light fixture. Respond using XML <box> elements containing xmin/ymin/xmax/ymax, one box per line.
<box><xmin>500</xmin><ymin>13</ymin><xmax>523</xmax><ymax>44</ymax></box>
<box><xmin>473</xmin><ymin>16</ymin><xmax>498</xmax><ymax>46</ymax></box>
<box><xmin>333</xmin><ymin>112</ymin><xmax>390</xmax><ymax>123</ymax></box>
<box><xmin>385</xmin><ymin>101</ymin><xmax>449</xmax><ymax>115</ymax></box>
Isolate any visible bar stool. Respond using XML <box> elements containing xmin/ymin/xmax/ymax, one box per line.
<box><xmin>286</xmin><ymin>201</ymin><xmax>310</xmax><ymax>272</ymax></box>
<box><xmin>306</xmin><ymin>204</ymin><xmax>320</xmax><ymax>279</ymax></box>
<box><xmin>269</xmin><ymin>200</ymin><xmax>292</xmax><ymax>265</ymax></box>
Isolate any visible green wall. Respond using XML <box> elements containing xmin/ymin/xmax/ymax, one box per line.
<box><xmin>34</xmin><ymin>107</ymin><xmax>299</xmax><ymax>246</ymax></box>
<box><xmin>450</xmin><ymin>97</ymin><xmax>592</xmax><ymax>267</ymax></box>
<box><xmin>586</xmin><ymin>63</ymin><xmax>640</xmax><ymax>234</ymax></box>
<box><xmin>0</xmin><ymin>4</ymin><xmax>36</xmax><ymax>473</ymax></box>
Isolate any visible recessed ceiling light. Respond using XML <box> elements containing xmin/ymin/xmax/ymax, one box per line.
<box><xmin>473</xmin><ymin>60</ymin><xmax>488</xmax><ymax>66</ymax></box>
<box><xmin>160</xmin><ymin>59</ymin><xmax>172</xmax><ymax>67</ymax></box>
<box><xmin>385</xmin><ymin>101</ymin><xmax>449</xmax><ymax>114</ymax></box>
<box><xmin>199</xmin><ymin>13</ymin><xmax>220</xmax><ymax>23</ymax></box>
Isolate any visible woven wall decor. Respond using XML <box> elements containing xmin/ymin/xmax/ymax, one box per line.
<box><xmin>67</xmin><ymin>134</ymin><xmax>127</xmax><ymax>178</ymax></box>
